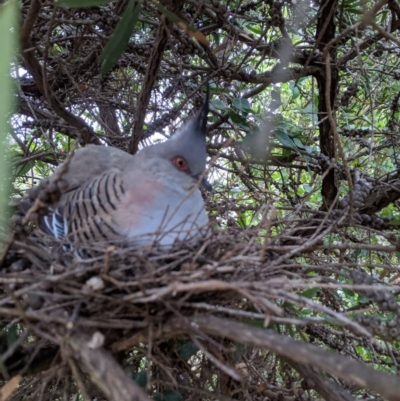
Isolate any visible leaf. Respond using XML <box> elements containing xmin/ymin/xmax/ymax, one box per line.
<box><xmin>275</xmin><ymin>129</ymin><xmax>295</xmax><ymax>149</ymax></box>
<box><xmin>100</xmin><ymin>0</ymin><xmax>142</xmax><ymax>74</ymax></box>
<box><xmin>13</xmin><ymin>160</ymin><xmax>35</xmax><ymax>177</ymax></box>
<box><xmin>0</xmin><ymin>375</ymin><xmax>21</xmax><ymax>401</ymax></box>
<box><xmin>208</xmin><ymin>87</ymin><xmax>230</xmax><ymax>94</ymax></box>
<box><xmin>229</xmin><ymin>111</ymin><xmax>250</xmax><ymax>131</ymax></box>
<box><xmin>345</xmin><ymin>7</ymin><xmax>363</xmax><ymax>14</ymax></box>
<box><xmin>151</xmin><ymin>1</ymin><xmax>209</xmax><ymax>46</ymax></box>
<box><xmin>342</xmin><ymin>288</ymin><xmax>355</xmax><ymax>297</ymax></box>
<box><xmin>232</xmin><ymin>97</ymin><xmax>251</xmax><ymax>111</ymax></box>
<box><xmin>133</xmin><ymin>371</ymin><xmax>147</xmax><ymax>388</ymax></box>
<box><xmin>212</xmin><ymin>32</ymin><xmax>220</xmax><ymax>46</ymax></box>
<box><xmin>270</xmin><ymin>90</ymin><xmax>281</xmax><ymax>111</ymax></box>
<box><xmin>228</xmin><ymin>110</ymin><xmax>247</xmax><ymax>125</ymax></box>
<box><xmin>292</xmin><ymin>137</ymin><xmax>306</xmax><ymax>150</ymax></box>
<box><xmin>177</xmin><ymin>341</ymin><xmax>198</xmax><ymax>359</ymax></box>
<box><xmin>301</xmin><ymin>308</ymin><xmax>313</xmax><ymax>316</ymax></box>
<box><xmin>302</xmin><ymin>184</ymin><xmax>313</xmax><ymax>193</ymax></box>
<box><xmin>55</xmin><ymin>0</ymin><xmax>113</xmax><ymax>7</ymax></box>
<box><xmin>301</xmin><ymin>288</ymin><xmax>319</xmax><ymax>299</ymax></box>
<box><xmin>7</xmin><ymin>324</ymin><xmax>18</xmax><ymax>347</ymax></box>
<box><xmin>246</xmin><ymin>25</ymin><xmax>262</xmax><ymax>35</ymax></box>
<box><xmin>210</xmin><ymin>99</ymin><xmax>226</xmax><ymax>110</ymax></box>
<box><xmin>275</xmin><ymin>128</ymin><xmax>306</xmax><ymax>151</ymax></box>
<box><xmin>289</xmin><ymin>82</ymin><xmax>300</xmax><ymax>100</ymax></box>
<box><xmin>237</xmin><ymin>212</ymin><xmax>247</xmax><ymax>228</ymax></box>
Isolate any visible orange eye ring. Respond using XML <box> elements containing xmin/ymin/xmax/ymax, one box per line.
<box><xmin>172</xmin><ymin>156</ymin><xmax>188</xmax><ymax>171</ymax></box>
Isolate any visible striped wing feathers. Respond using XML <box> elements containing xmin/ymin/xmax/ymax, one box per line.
<box><xmin>41</xmin><ymin>172</ymin><xmax>126</xmax><ymax>243</ymax></box>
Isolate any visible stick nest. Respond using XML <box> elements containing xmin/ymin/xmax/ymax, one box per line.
<box><xmin>1</xmin><ymin>226</ymin><xmax>400</xmax><ymax>401</ymax></box>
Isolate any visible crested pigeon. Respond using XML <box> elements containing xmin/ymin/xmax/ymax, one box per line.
<box><xmin>31</xmin><ymin>92</ymin><xmax>211</xmax><ymax>248</ymax></box>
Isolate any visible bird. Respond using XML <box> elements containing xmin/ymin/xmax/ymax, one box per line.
<box><xmin>29</xmin><ymin>91</ymin><xmax>211</xmax><ymax>250</ymax></box>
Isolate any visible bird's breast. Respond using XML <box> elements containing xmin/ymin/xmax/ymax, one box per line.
<box><xmin>114</xmin><ymin>180</ymin><xmax>208</xmax><ymax>246</ymax></box>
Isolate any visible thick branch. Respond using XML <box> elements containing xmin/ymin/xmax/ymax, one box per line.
<box><xmin>316</xmin><ymin>0</ymin><xmax>339</xmax><ymax>208</ymax></box>
<box><xmin>128</xmin><ymin>1</ymin><xmax>185</xmax><ymax>154</ymax></box>
<box><xmin>66</xmin><ymin>331</ymin><xmax>149</xmax><ymax>401</ymax></box>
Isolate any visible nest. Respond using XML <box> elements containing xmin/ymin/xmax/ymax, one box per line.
<box><xmin>1</xmin><ymin>225</ymin><xmax>400</xmax><ymax>401</ymax></box>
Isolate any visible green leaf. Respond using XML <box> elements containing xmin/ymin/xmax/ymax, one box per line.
<box><xmin>358</xmin><ymin>294</ymin><xmax>370</xmax><ymax>303</ymax></box>
<box><xmin>13</xmin><ymin>160</ymin><xmax>35</xmax><ymax>177</ymax></box>
<box><xmin>270</xmin><ymin>90</ymin><xmax>281</xmax><ymax>111</ymax></box>
<box><xmin>153</xmin><ymin>390</ymin><xmax>182</xmax><ymax>401</ymax></box>
<box><xmin>100</xmin><ymin>0</ymin><xmax>142</xmax><ymax>74</ymax></box>
<box><xmin>301</xmin><ymin>288</ymin><xmax>319</xmax><ymax>299</ymax></box>
<box><xmin>210</xmin><ymin>99</ymin><xmax>226</xmax><ymax>110</ymax></box>
<box><xmin>209</xmin><ymin>87</ymin><xmax>230</xmax><ymax>94</ymax></box>
<box><xmin>7</xmin><ymin>325</ymin><xmax>18</xmax><ymax>347</ymax></box>
<box><xmin>232</xmin><ymin>97</ymin><xmax>251</xmax><ymax>111</ymax></box>
<box><xmin>229</xmin><ymin>115</ymin><xmax>249</xmax><ymax>131</ymax></box>
<box><xmin>342</xmin><ymin>288</ymin><xmax>355</xmax><ymax>297</ymax></box>
<box><xmin>345</xmin><ymin>7</ymin><xmax>363</xmax><ymax>14</ymax></box>
<box><xmin>212</xmin><ymin>32</ymin><xmax>220</xmax><ymax>46</ymax></box>
<box><xmin>246</xmin><ymin>25</ymin><xmax>262</xmax><ymax>35</ymax></box>
<box><xmin>55</xmin><ymin>0</ymin><xmax>113</xmax><ymax>7</ymax></box>
<box><xmin>237</xmin><ymin>212</ymin><xmax>247</xmax><ymax>228</ymax></box>
<box><xmin>229</xmin><ymin>110</ymin><xmax>248</xmax><ymax>125</ymax></box>
<box><xmin>177</xmin><ymin>341</ymin><xmax>198</xmax><ymax>359</ymax></box>
<box><xmin>133</xmin><ymin>371</ymin><xmax>147</xmax><ymax>388</ymax></box>
<box><xmin>275</xmin><ymin>129</ymin><xmax>295</xmax><ymax>149</ymax></box>
<box><xmin>289</xmin><ymin>83</ymin><xmax>300</xmax><ymax>100</ymax></box>
<box><xmin>292</xmin><ymin>137</ymin><xmax>306</xmax><ymax>150</ymax></box>
<box><xmin>275</xmin><ymin>128</ymin><xmax>306</xmax><ymax>151</ymax></box>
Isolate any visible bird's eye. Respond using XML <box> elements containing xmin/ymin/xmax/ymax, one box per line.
<box><xmin>172</xmin><ymin>156</ymin><xmax>188</xmax><ymax>171</ymax></box>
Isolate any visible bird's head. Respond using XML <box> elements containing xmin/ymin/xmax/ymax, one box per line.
<box><xmin>140</xmin><ymin>87</ymin><xmax>211</xmax><ymax>190</ymax></box>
